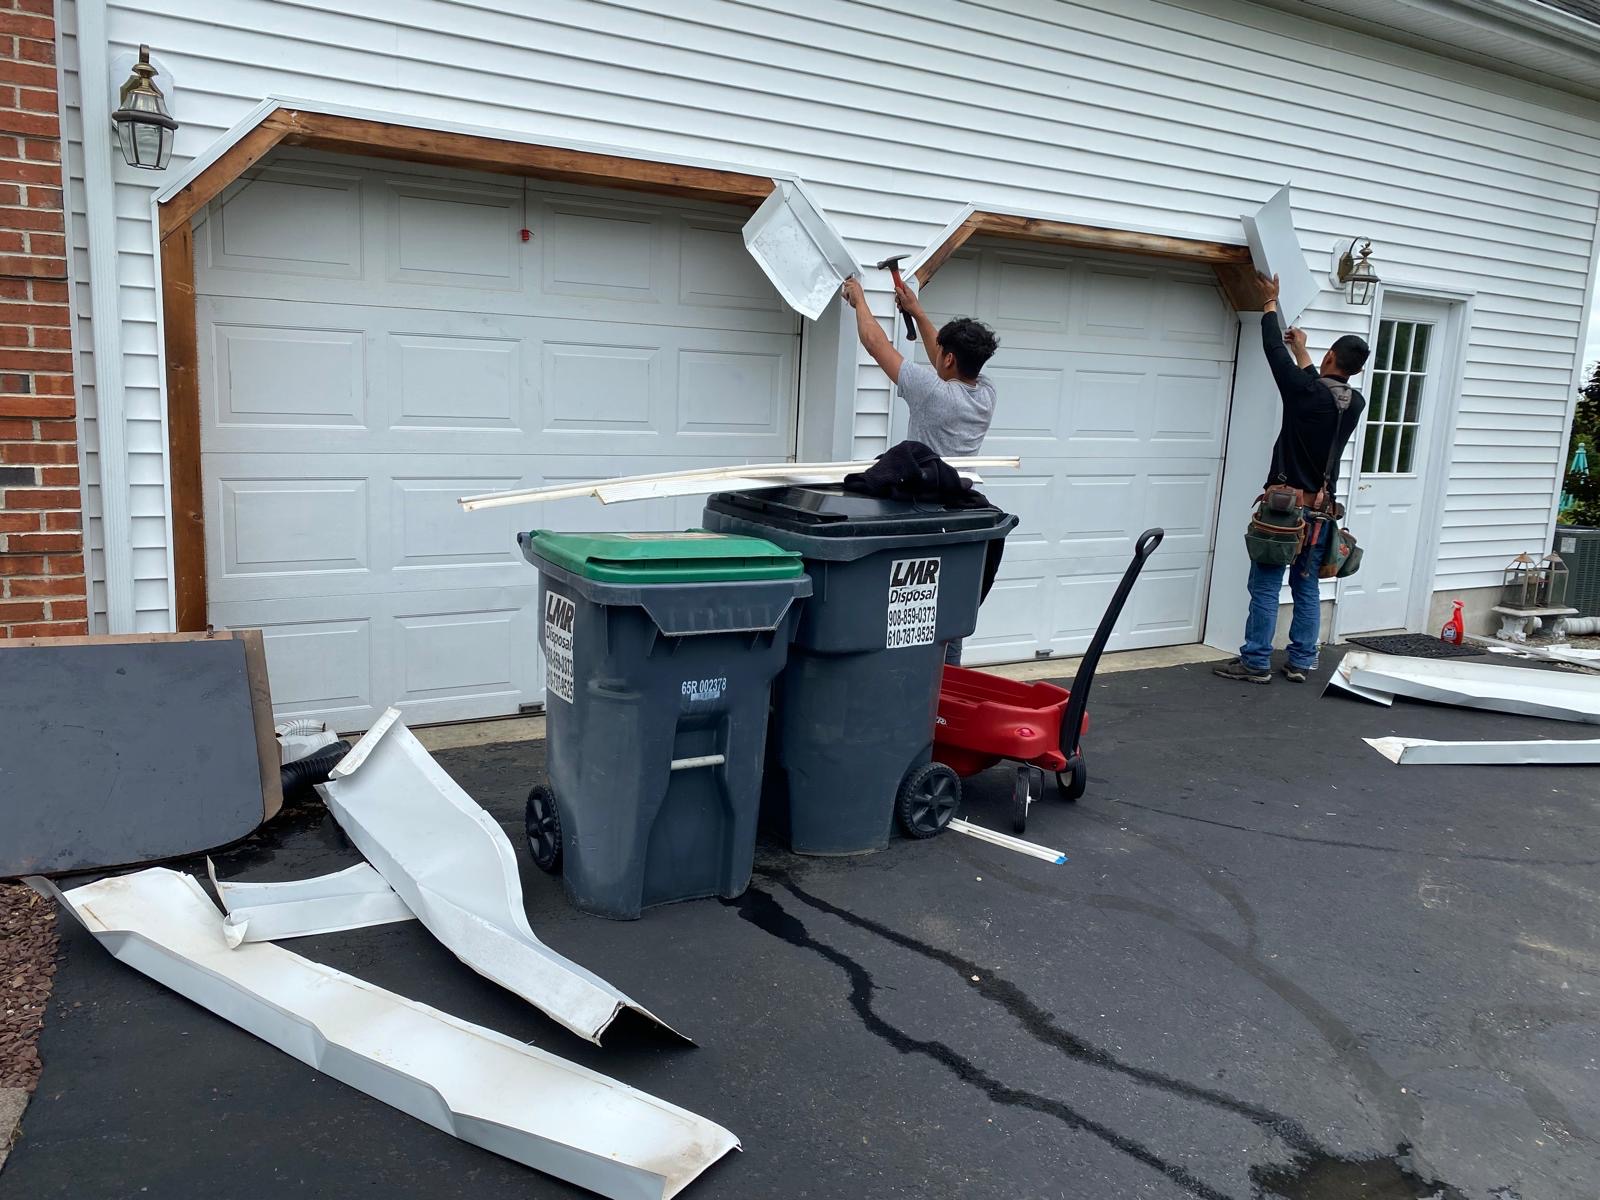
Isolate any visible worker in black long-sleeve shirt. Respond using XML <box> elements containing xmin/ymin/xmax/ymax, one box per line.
<box><xmin>1215</xmin><ymin>273</ymin><xmax>1369</xmax><ymax>685</ymax></box>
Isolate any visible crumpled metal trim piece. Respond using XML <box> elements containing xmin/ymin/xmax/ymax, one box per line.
<box><xmin>30</xmin><ymin>869</ymin><xmax>737</xmax><ymax>1200</ymax></box>
<box><xmin>206</xmin><ymin>858</ymin><xmax>415</xmax><ymax>947</ymax></box>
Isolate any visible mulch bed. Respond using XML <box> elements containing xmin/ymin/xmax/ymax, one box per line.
<box><xmin>0</xmin><ymin>882</ymin><xmax>58</xmax><ymax>1092</ymax></box>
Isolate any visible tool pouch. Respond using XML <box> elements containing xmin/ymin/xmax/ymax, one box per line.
<box><xmin>1245</xmin><ymin>486</ymin><xmax>1306</xmax><ymax>568</ymax></box>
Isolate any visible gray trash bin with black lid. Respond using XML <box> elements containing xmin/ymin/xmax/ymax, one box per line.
<box><xmin>701</xmin><ymin>486</ymin><xmax>1015</xmax><ymax>854</ymax></box>
<box><xmin>519</xmin><ymin>529</ymin><xmax>811</xmax><ymax>919</ymax></box>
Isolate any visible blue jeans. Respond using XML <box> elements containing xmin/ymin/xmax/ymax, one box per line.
<box><xmin>1242</xmin><ymin>515</ymin><xmax>1328</xmax><ymax>672</ymax></box>
<box><xmin>945</xmin><ymin>639</ymin><xmax>962</xmax><ymax>666</ymax></box>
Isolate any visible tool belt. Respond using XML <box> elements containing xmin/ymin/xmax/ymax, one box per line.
<box><xmin>1243</xmin><ymin>381</ymin><xmax>1363</xmax><ymax>577</ymax></box>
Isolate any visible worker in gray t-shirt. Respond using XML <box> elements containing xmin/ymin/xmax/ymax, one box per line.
<box><xmin>841</xmin><ymin>276</ymin><xmax>999</xmax><ymax>457</ymax></box>
<box><xmin>842</xmin><ymin>275</ymin><xmax>1001</xmax><ymax>665</ymax></box>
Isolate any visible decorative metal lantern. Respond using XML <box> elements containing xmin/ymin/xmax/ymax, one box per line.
<box><xmin>1539</xmin><ymin>553</ymin><xmax>1570</xmax><ymax>608</ymax></box>
<box><xmin>1333</xmin><ymin>238</ymin><xmax>1380</xmax><ymax>306</ymax></box>
<box><xmin>112</xmin><ymin>46</ymin><xmax>177</xmax><ymax>171</ymax></box>
<box><xmin>1501</xmin><ymin>552</ymin><xmax>1543</xmax><ymax>610</ymax></box>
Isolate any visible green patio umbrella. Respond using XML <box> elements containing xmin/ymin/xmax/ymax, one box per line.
<box><xmin>1561</xmin><ymin>440</ymin><xmax>1589</xmax><ymax>514</ymax></box>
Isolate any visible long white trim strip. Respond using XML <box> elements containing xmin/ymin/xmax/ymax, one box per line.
<box><xmin>74</xmin><ymin>0</ymin><xmax>135</xmax><ymax>631</ymax></box>
<box><xmin>319</xmin><ymin>710</ymin><xmax>684</xmax><ymax>1045</ymax></box>
<box><xmin>206</xmin><ymin>858</ymin><xmax>415</xmax><ymax>948</ymax></box>
<box><xmin>947</xmin><ymin>819</ymin><xmax>1067</xmax><ymax>865</ymax></box>
<box><xmin>1364</xmin><ymin>735</ymin><xmax>1600</xmax><ymax>765</ymax></box>
<box><xmin>1343</xmin><ymin>651</ymin><xmax>1600</xmax><ymax>724</ymax></box>
<box><xmin>459</xmin><ymin>457</ymin><xmax>1020</xmax><ymax>511</ymax></box>
<box><xmin>34</xmin><ymin>870</ymin><xmax>737</xmax><ymax>1200</ymax></box>
<box><xmin>1325</xmin><ymin>656</ymin><xmax>1396</xmax><ymax>706</ymax></box>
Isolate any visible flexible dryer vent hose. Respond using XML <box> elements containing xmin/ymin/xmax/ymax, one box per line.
<box><xmin>280</xmin><ymin>740</ymin><xmax>352</xmax><ymax>802</ymax></box>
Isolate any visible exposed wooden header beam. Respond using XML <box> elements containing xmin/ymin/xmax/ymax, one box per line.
<box><xmin>914</xmin><ymin>209</ymin><xmax>1263</xmax><ymax>311</ymax></box>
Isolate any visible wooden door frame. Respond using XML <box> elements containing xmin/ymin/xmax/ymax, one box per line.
<box><xmin>158</xmin><ymin>105</ymin><xmax>779</xmax><ymax>631</ymax></box>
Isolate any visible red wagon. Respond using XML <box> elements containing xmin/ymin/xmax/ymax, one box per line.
<box><xmin>932</xmin><ymin>529</ymin><xmax>1163</xmax><ymax>835</ymax></box>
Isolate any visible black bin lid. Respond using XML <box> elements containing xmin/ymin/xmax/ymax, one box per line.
<box><xmin>705</xmin><ymin>485</ymin><xmax>1004</xmax><ymax>538</ymax></box>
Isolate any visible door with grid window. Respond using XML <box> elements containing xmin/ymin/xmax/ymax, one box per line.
<box><xmin>1338</xmin><ymin>297</ymin><xmax>1447</xmax><ymax>633</ymax></box>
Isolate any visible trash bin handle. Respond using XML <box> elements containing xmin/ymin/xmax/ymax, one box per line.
<box><xmin>670</xmin><ymin>754</ymin><xmax>726</xmax><ymax>771</ymax></box>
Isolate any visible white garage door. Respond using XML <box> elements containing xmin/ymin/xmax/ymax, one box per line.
<box><xmin>917</xmin><ymin>241</ymin><xmax>1236</xmax><ymax>664</ymax></box>
<box><xmin>196</xmin><ymin>155</ymin><xmax>799</xmax><ymax>730</ymax></box>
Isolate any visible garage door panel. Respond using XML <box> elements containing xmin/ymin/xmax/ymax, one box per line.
<box><xmin>387</xmin><ymin>179</ymin><xmax>522</xmax><ymax>290</ymax></box>
<box><xmin>201</xmin><ymin>160</ymin><xmax>800</xmax><ymax>721</ymax></box>
<box><xmin>944</xmin><ymin>240</ymin><xmax>1233</xmax><ymax>664</ymax></box>
<box><xmin>203</xmin><ymin>164</ymin><xmax>364</xmax><ymax>281</ymax></box>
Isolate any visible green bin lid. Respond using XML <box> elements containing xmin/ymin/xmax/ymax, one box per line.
<box><xmin>520</xmin><ymin>529</ymin><xmax>806</xmax><ymax>583</ymax></box>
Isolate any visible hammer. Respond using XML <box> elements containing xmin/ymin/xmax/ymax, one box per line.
<box><xmin>875</xmin><ymin>253</ymin><xmax>918</xmax><ymax>340</ymax></box>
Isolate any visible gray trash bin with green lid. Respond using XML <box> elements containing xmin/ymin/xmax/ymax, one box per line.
<box><xmin>701</xmin><ymin>486</ymin><xmax>1016</xmax><ymax>855</ymax></box>
<box><xmin>519</xmin><ymin>529</ymin><xmax>811</xmax><ymax>920</ymax></box>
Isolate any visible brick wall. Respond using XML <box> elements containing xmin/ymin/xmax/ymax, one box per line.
<box><xmin>0</xmin><ymin>0</ymin><xmax>86</xmax><ymax>638</ymax></box>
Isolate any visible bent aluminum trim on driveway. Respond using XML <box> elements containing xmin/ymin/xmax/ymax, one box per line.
<box><xmin>31</xmin><ymin>869</ymin><xmax>737</xmax><ymax>1200</ymax></box>
<box><xmin>206</xmin><ymin>858</ymin><xmax>415</xmax><ymax>947</ymax></box>
<box><xmin>1343</xmin><ymin>651</ymin><xmax>1600</xmax><ymax>724</ymax></box>
<box><xmin>318</xmin><ymin>710</ymin><xmax>685</xmax><ymax>1045</ymax></box>
<box><xmin>1364</xmin><ymin>735</ymin><xmax>1600</xmax><ymax>765</ymax></box>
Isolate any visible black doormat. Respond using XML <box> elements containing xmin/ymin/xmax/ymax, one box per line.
<box><xmin>1346</xmin><ymin>633</ymin><xmax>1483</xmax><ymax>658</ymax></box>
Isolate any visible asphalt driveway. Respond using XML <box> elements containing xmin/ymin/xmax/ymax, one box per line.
<box><xmin>4</xmin><ymin>654</ymin><xmax>1598</xmax><ymax>1199</ymax></box>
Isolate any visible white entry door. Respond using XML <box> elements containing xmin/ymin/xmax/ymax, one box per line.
<box><xmin>915</xmin><ymin>242</ymin><xmax>1236</xmax><ymax>663</ymax></box>
<box><xmin>1338</xmin><ymin>297</ymin><xmax>1448</xmax><ymax>634</ymax></box>
<box><xmin>195</xmin><ymin>153</ymin><xmax>799</xmax><ymax>730</ymax></box>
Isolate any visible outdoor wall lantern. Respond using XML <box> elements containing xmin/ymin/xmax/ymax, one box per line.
<box><xmin>112</xmin><ymin>46</ymin><xmax>177</xmax><ymax>171</ymax></box>
<box><xmin>1330</xmin><ymin>237</ymin><xmax>1380</xmax><ymax>305</ymax></box>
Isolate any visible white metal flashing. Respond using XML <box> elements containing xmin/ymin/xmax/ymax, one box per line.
<box><xmin>947</xmin><ymin>819</ymin><xmax>1067</xmax><ymax>865</ymax></box>
<box><xmin>34</xmin><ymin>869</ymin><xmax>737</xmax><ymax>1200</ymax></box>
<box><xmin>459</xmin><ymin>457</ymin><xmax>1018</xmax><ymax>511</ymax></box>
<box><xmin>206</xmin><ymin>858</ymin><xmax>414</xmax><ymax>948</ymax></box>
<box><xmin>1364</xmin><ymin>735</ymin><xmax>1600</xmax><ymax>765</ymax></box>
<box><xmin>319</xmin><ymin>711</ymin><xmax>683</xmax><ymax>1045</ymax></box>
<box><xmin>1242</xmin><ymin>184</ymin><xmax>1318</xmax><ymax>325</ymax></box>
<box><xmin>1340</xmin><ymin>651</ymin><xmax>1600</xmax><ymax>723</ymax></box>
<box><xmin>1325</xmin><ymin>655</ymin><xmax>1397</xmax><ymax>705</ymax></box>
<box><xmin>742</xmin><ymin>179</ymin><xmax>860</xmax><ymax>319</ymax></box>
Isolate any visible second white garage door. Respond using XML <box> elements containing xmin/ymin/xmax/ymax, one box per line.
<box><xmin>197</xmin><ymin>154</ymin><xmax>800</xmax><ymax>730</ymax></box>
<box><xmin>917</xmin><ymin>241</ymin><xmax>1237</xmax><ymax>664</ymax></box>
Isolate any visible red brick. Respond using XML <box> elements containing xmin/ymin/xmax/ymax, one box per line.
<box><xmin>30</xmin><ymin>325</ymin><xmax>69</xmax><ymax>349</ymax></box>
<box><xmin>0</xmin><ymin>134</ymin><xmax>18</xmax><ymax>159</ymax></box>
<box><xmin>0</xmin><ymin>278</ymin><xmax>24</xmax><ymax>300</ymax></box>
<box><xmin>0</xmin><ymin>348</ymin><xmax>68</xmax><ymax>371</ymax></box>
<box><xmin>6</xmin><ymin>530</ymin><xmax>74</xmax><ymax>552</ymax></box>
<box><xmin>42</xmin><ymin>509</ymin><xmax>77</xmax><ymax>530</ymax></box>
<box><xmin>0</xmin><ymin>394</ymin><xmax>68</xmax><ymax>418</ymax></box>
<box><xmin>0</xmin><ymin>109</ymin><xmax>56</xmax><ymax>140</ymax></box>
<box><xmin>44</xmin><ymin>551</ymin><xmax>81</xmax><ymax>573</ymax></box>
<box><xmin>30</xmin><ymin>372</ymin><xmax>71</xmax><ymax>393</ymax></box>
<box><xmin>20</xmin><ymin>137</ymin><xmax>55</xmax><ymax>163</ymax></box>
<box><xmin>14</xmin><ymin>36</ymin><xmax>52</xmax><ymax>64</ymax></box>
<box><xmin>5</xmin><ymin>619</ymin><xmax>86</xmax><ymax>637</ymax></box>
<box><xmin>0</xmin><ymin>440</ymin><xmax>68</xmax><ymax>463</ymax></box>
<box><xmin>0</xmin><ymin>299</ymin><xmax>69</xmax><ymax>322</ymax></box>
<box><xmin>15</xmin><ymin>87</ymin><xmax>53</xmax><ymax>114</ymax></box>
<box><xmin>0</xmin><ymin>552</ymin><xmax>43</xmax><ymax>572</ymax></box>
<box><xmin>0</xmin><ymin>158</ymin><xmax>60</xmax><ymax>184</ymax></box>
<box><xmin>2</xmin><ymin>487</ymin><xmax>72</xmax><ymax>508</ymax></box>
<box><xmin>28</xmin><ymin>278</ymin><xmax>63</xmax><ymax>301</ymax></box>
<box><xmin>0</xmin><ymin>598</ymin><xmax>44</xmax><ymax>622</ymax></box>
<box><xmin>0</xmin><ymin>205</ymin><xmax>59</xmax><ymax>232</ymax></box>
<box><xmin>16</xmin><ymin>0</ymin><xmax>54</xmax><ymax>16</ymax></box>
<box><xmin>0</xmin><ymin>61</ymin><xmax>53</xmax><ymax>89</ymax></box>
<box><xmin>38</xmin><ymin>464</ymin><xmax>75</xmax><ymax>486</ymax></box>
<box><xmin>22</xmin><ymin>186</ymin><xmax>58</xmax><ymax>211</ymax></box>
<box><xmin>47</xmin><ymin>597</ymin><xmax>86</xmax><ymax>620</ymax></box>
<box><xmin>26</xmin><ymin>230</ymin><xmax>62</xmax><ymax>256</ymax></box>
<box><xmin>0</xmin><ymin>417</ymin><xmax>30</xmax><ymax>437</ymax></box>
<box><xmin>0</xmin><ymin>13</ymin><xmax>53</xmax><ymax>39</ymax></box>
<box><xmin>0</xmin><ymin>230</ymin><xmax>21</xmax><ymax>255</ymax></box>
<box><xmin>11</xmin><ymin>573</ymin><xmax>79</xmax><ymax>595</ymax></box>
<box><xmin>0</xmin><ymin>252</ymin><xmax>63</xmax><ymax>279</ymax></box>
<box><xmin>0</xmin><ymin>320</ymin><xmax>23</xmax><ymax>345</ymax></box>
<box><xmin>34</xmin><ymin>418</ymin><xmax>73</xmax><ymax>440</ymax></box>
<box><xmin>0</xmin><ymin>510</ymin><xmax>37</xmax><ymax>532</ymax></box>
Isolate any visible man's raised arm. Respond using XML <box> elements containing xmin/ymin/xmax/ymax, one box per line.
<box><xmin>843</xmin><ymin>276</ymin><xmax>904</xmax><ymax>384</ymax></box>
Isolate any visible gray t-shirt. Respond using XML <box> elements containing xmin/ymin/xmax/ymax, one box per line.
<box><xmin>896</xmin><ymin>361</ymin><xmax>996</xmax><ymax>457</ymax></box>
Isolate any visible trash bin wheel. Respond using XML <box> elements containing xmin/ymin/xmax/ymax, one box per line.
<box><xmin>897</xmin><ymin>762</ymin><xmax>961</xmax><ymax>839</ymax></box>
<box><xmin>1056</xmin><ymin>755</ymin><xmax>1087</xmax><ymax>803</ymax></box>
<box><xmin>525</xmin><ymin>784</ymin><xmax>563</xmax><ymax>874</ymax></box>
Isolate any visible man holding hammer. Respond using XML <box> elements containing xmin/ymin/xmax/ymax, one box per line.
<box><xmin>842</xmin><ymin>270</ymin><xmax>1001</xmax><ymax>665</ymax></box>
<box><xmin>841</xmin><ymin>272</ymin><xmax>999</xmax><ymax>457</ymax></box>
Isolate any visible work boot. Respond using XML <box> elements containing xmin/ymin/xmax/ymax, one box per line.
<box><xmin>1282</xmin><ymin>663</ymin><xmax>1311</xmax><ymax>683</ymax></box>
<box><xmin>1213</xmin><ymin>658</ymin><xmax>1271</xmax><ymax>685</ymax></box>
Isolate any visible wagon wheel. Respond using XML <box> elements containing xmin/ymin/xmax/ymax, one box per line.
<box><xmin>1056</xmin><ymin>755</ymin><xmax>1087</xmax><ymax>803</ymax></box>
<box><xmin>525</xmin><ymin>784</ymin><xmax>564</xmax><ymax>874</ymax></box>
<box><xmin>1010</xmin><ymin>767</ymin><xmax>1046</xmax><ymax>835</ymax></box>
<box><xmin>897</xmin><ymin>762</ymin><xmax>961</xmax><ymax>839</ymax></box>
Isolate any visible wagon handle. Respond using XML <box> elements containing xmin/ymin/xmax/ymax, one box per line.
<box><xmin>1059</xmin><ymin>528</ymin><xmax>1164</xmax><ymax>764</ymax></box>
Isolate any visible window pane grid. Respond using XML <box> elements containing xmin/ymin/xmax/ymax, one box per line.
<box><xmin>1361</xmin><ymin>318</ymin><xmax>1431</xmax><ymax>476</ymax></box>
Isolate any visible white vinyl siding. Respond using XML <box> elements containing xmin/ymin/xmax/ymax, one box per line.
<box><xmin>59</xmin><ymin>0</ymin><xmax>1600</xmax><ymax>632</ymax></box>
